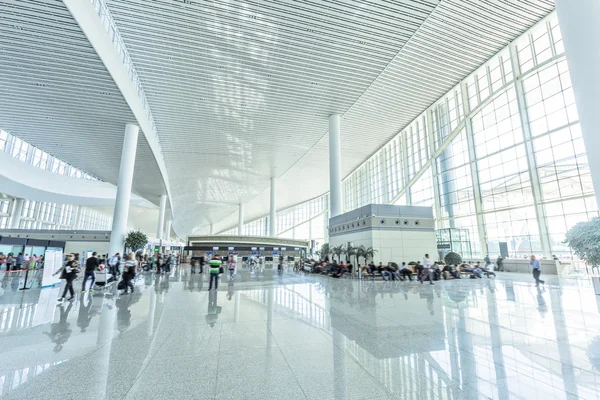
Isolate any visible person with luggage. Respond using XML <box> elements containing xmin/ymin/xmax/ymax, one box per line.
<box><xmin>82</xmin><ymin>251</ymin><xmax>99</xmax><ymax>292</ymax></box>
<box><xmin>54</xmin><ymin>253</ymin><xmax>80</xmax><ymax>302</ymax></box>
<box><xmin>208</xmin><ymin>257</ymin><xmax>223</xmax><ymax>291</ymax></box>
<box><xmin>119</xmin><ymin>253</ymin><xmax>137</xmax><ymax>295</ymax></box>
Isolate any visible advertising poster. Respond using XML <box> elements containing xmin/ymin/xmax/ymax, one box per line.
<box><xmin>42</xmin><ymin>250</ymin><xmax>63</xmax><ymax>287</ymax></box>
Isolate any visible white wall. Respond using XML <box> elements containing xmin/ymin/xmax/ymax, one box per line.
<box><xmin>330</xmin><ymin>228</ymin><xmax>436</xmax><ymax>265</ymax></box>
<box><xmin>64</xmin><ymin>241</ymin><xmax>110</xmax><ymax>257</ymax></box>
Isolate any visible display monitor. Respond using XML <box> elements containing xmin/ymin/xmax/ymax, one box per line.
<box><xmin>228</xmin><ymin>247</ymin><xmax>235</xmax><ymax>251</ymax></box>
<box><xmin>212</xmin><ymin>247</ymin><xmax>219</xmax><ymax>251</ymax></box>
<box><xmin>251</xmin><ymin>247</ymin><xmax>258</xmax><ymax>251</ymax></box>
<box><xmin>259</xmin><ymin>247</ymin><xmax>265</xmax><ymax>251</ymax></box>
<box><xmin>273</xmin><ymin>247</ymin><xmax>279</xmax><ymax>251</ymax></box>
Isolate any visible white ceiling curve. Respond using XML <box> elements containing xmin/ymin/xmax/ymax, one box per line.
<box><xmin>2</xmin><ymin>0</ymin><xmax>555</xmax><ymax>237</ymax></box>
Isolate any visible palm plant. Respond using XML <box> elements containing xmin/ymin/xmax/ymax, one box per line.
<box><xmin>331</xmin><ymin>245</ymin><xmax>346</xmax><ymax>263</ymax></box>
<box><xmin>363</xmin><ymin>246</ymin><xmax>377</xmax><ymax>264</ymax></box>
<box><xmin>317</xmin><ymin>243</ymin><xmax>331</xmax><ymax>261</ymax></box>
<box><xmin>355</xmin><ymin>245</ymin><xmax>367</xmax><ymax>267</ymax></box>
<box><xmin>346</xmin><ymin>244</ymin><xmax>358</xmax><ymax>265</ymax></box>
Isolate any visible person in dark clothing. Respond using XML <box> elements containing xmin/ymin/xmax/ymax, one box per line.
<box><xmin>55</xmin><ymin>253</ymin><xmax>80</xmax><ymax>302</ymax></box>
<box><xmin>120</xmin><ymin>253</ymin><xmax>137</xmax><ymax>295</ymax></box>
<box><xmin>496</xmin><ymin>256</ymin><xmax>505</xmax><ymax>272</ymax></box>
<box><xmin>82</xmin><ymin>251</ymin><xmax>99</xmax><ymax>292</ymax></box>
<box><xmin>442</xmin><ymin>264</ymin><xmax>460</xmax><ymax>279</ymax></box>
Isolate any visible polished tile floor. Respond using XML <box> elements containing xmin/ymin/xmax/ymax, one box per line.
<box><xmin>0</xmin><ymin>266</ymin><xmax>599</xmax><ymax>399</ymax></box>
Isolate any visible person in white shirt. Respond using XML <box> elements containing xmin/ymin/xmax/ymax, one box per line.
<box><xmin>419</xmin><ymin>254</ymin><xmax>435</xmax><ymax>285</ymax></box>
<box><xmin>109</xmin><ymin>253</ymin><xmax>120</xmax><ymax>278</ymax></box>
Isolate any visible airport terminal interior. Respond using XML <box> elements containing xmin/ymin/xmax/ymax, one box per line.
<box><xmin>1</xmin><ymin>0</ymin><xmax>600</xmax><ymax>399</ymax></box>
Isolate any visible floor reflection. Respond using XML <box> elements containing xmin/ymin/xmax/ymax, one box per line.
<box><xmin>0</xmin><ymin>267</ymin><xmax>598</xmax><ymax>399</ymax></box>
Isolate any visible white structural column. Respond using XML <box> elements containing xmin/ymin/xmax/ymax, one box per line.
<box><xmin>238</xmin><ymin>203</ymin><xmax>244</xmax><ymax>235</ymax></box>
<box><xmin>157</xmin><ymin>194</ymin><xmax>167</xmax><ymax>241</ymax></box>
<box><xmin>461</xmin><ymin>82</ymin><xmax>489</xmax><ymax>257</ymax></box>
<box><xmin>509</xmin><ymin>45</ymin><xmax>552</xmax><ymax>257</ymax></box>
<box><xmin>108</xmin><ymin>124</ymin><xmax>139</xmax><ymax>257</ymax></box>
<box><xmin>269</xmin><ymin>177</ymin><xmax>277</xmax><ymax>236</ymax></box>
<box><xmin>209</xmin><ymin>224</ymin><xmax>214</xmax><ymax>236</ymax></box>
<box><xmin>329</xmin><ymin>114</ymin><xmax>343</xmax><ymax>217</ymax></box>
<box><xmin>9</xmin><ymin>198</ymin><xmax>24</xmax><ymax>229</ymax></box>
<box><xmin>556</xmin><ymin>0</ymin><xmax>600</xmax><ymax>207</ymax></box>
<box><xmin>427</xmin><ymin>110</ymin><xmax>443</xmax><ymax>222</ymax></box>
<box><xmin>165</xmin><ymin>219</ymin><xmax>172</xmax><ymax>242</ymax></box>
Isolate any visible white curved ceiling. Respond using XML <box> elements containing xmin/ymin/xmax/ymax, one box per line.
<box><xmin>103</xmin><ymin>0</ymin><xmax>554</xmax><ymax>235</ymax></box>
<box><xmin>1</xmin><ymin>0</ymin><xmax>555</xmax><ymax>238</ymax></box>
<box><xmin>0</xmin><ymin>0</ymin><xmax>167</xmax><ymax>206</ymax></box>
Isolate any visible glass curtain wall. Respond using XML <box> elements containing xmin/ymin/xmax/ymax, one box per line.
<box><xmin>0</xmin><ymin>129</ymin><xmax>100</xmax><ymax>181</ymax></box>
<box><xmin>220</xmin><ymin>195</ymin><xmax>329</xmax><ymax>246</ymax></box>
<box><xmin>219</xmin><ymin>12</ymin><xmax>596</xmax><ymax>258</ymax></box>
<box><xmin>0</xmin><ymin>198</ymin><xmax>112</xmax><ymax>231</ymax></box>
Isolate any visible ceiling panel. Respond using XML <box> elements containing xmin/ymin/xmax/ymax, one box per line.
<box><xmin>105</xmin><ymin>0</ymin><xmax>440</xmax><ymax>234</ymax></box>
<box><xmin>0</xmin><ymin>0</ymin><xmax>166</xmax><ymax>205</ymax></box>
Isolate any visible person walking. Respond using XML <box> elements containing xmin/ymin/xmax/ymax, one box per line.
<box><xmin>55</xmin><ymin>253</ymin><xmax>80</xmax><ymax>302</ymax></box>
<box><xmin>208</xmin><ymin>257</ymin><xmax>223</xmax><ymax>291</ymax></box>
<box><xmin>484</xmin><ymin>255</ymin><xmax>491</xmax><ymax>268</ymax></box>
<box><xmin>120</xmin><ymin>253</ymin><xmax>137</xmax><ymax>295</ymax></box>
<box><xmin>496</xmin><ymin>256</ymin><xmax>505</xmax><ymax>272</ymax></box>
<box><xmin>420</xmin><ymin>254</ymin><xmax>435</xmax><ymax>285</ymax></box>
<box><xmin>6</xmin><ymin>254</ymin><xmax>13</xmax><ymax>271</ymax></box>
<box><xmin>108</xmin><ymin>253</ymin><xmax>120</xmax><ymax>278</ymax></box>
<box><xmin>530</xmin><ymin>255</ymin><xmax>545</xmax><ymax>287</ymax></box>
<box><xmin>82</xmin><ymin>251</ymin><xmax>99</xmax><ymax>292</ymax></box>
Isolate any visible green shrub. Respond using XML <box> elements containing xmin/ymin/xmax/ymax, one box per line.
<box><xmin>444</xmin><ymin>252</ymin><xmax>462</xmax><ymax>265</ymax></box>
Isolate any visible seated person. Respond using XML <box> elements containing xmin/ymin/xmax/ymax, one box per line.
<box><xmin>377</xmin><ymin>262</ymin><xmax>384</xmax><ymax>275</ymax></box>
<box><xmin>369</xmin><ymin>262</ymin><xmax>377</xmax><ymax>275</ymax></box>
<box><xmin>398</xmin><ymin>262</ymin><xmax>413</xmax><ymax>281</ymax></box>
<box><xmin>473</xmin><ymin>267</ymin><xmax>484</xmax><ymax>278</ymax></box>
<box><xmin>414</xmin><ymin>262</ymin><xmax>424</xmax><ymax>278</ymax></box>
<box><xmin>442</xmin><ymin>264</ymin><xmax>460</xmax><ymax>279</ymax></box>
<box><xmin>460</xmin><ymin>262</ymin><xmax>474</xmax><ymax>273</ymax></box>
<box><xmin>480</xmin><ymin>264</ymin><xmax>496</xmax><ymax>278</ymax></box>
<box><xmin>382</xmin><ymin>263</ymin><xmax>394</xmax><ymax>281</ymax></box>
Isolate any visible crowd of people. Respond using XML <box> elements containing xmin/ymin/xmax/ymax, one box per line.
<box><xmin>305</xmin><ymin>253</ymin><xmax>503</xmax><ymax>284</ymax></box>
<box><xmin>305</xmin><ymin>253</ymin><xmax>549</xmax><ymax>287</ymax></box>
<box><xmin>0</xmin><ymin>252</ymin><xmax>45</xmax><ymax>270</ymax></box>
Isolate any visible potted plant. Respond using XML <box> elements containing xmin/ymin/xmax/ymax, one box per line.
<box><xmin>331</xmin><ymin>245</ymin><xmax>346</xmax><ymax>263</ymax></box>
<box><xmin>124</xmin><ymin>230</ymin><xmax>148</xmax><ymax>254</ymax></box>
<box><xmin>564</xmin><ymin>218</ymin><xmax>600</xmax><ymax>271</ymax></box>
<box><xmin>444</xmin><ymin>252</ymin><xmax>463</xmax><ymax>266</ymax></box>
<box><xmin>317</xmin><ymin>243</ymin><xmax>331</xmax><ymax>261</ymax></box>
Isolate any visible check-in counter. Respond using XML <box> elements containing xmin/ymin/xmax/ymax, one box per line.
<box><xmin>501</xmin><ymin>259</ymin><xmax>560</xmax><ymax>275</ymax></box>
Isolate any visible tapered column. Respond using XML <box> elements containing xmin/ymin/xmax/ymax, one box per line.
<box><xmin>165</xmin><ymin>219</ymin><xmax>172</xmax><ymax>242</ymax></box>
<box><xmin>157</xmin><ymin>194</ymin><xmax>167</xmax><ymax>240</ymax></box>
<box><xmin>238</xmin><ymin>203</ymin><xmax>244</xmax><ymax>235</ymax></box>
<box><xmin>556</xmin><ymin>0</ymin><xmax>600</xmax><ymax>207</ymax></box>
<box><xmin>270</xmin><ymin>177</ymin><xmax>276</xmax><ymax>236</ymax></box>
<box><xmin>329</xmin><ymin>114</ymin><xmax>343</xmax><ymax>217</ymax></box>
<box><xmin>108</xmin><ymin>124</ymin><xmax>139</xmax><ymax>257</ymax></box>
<box><xmin>9</xmin><ymin>198</ymin><xmax>24</xmax><ymax>229</ymax></box>
<box><xmin>209</xmin><ymin>223</ymin><xmax>214</xmax><ymax>236</ymax></box>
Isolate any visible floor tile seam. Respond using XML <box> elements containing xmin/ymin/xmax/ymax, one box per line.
<box><xmin>277</xmin><ymin>340</ymin><xmax>310</xmax><ymax>400</ymax></box>
<box><xmin>120</xmin><ymin>328</ymin><xmax>177</xmax><ymax>399</ymax></box>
